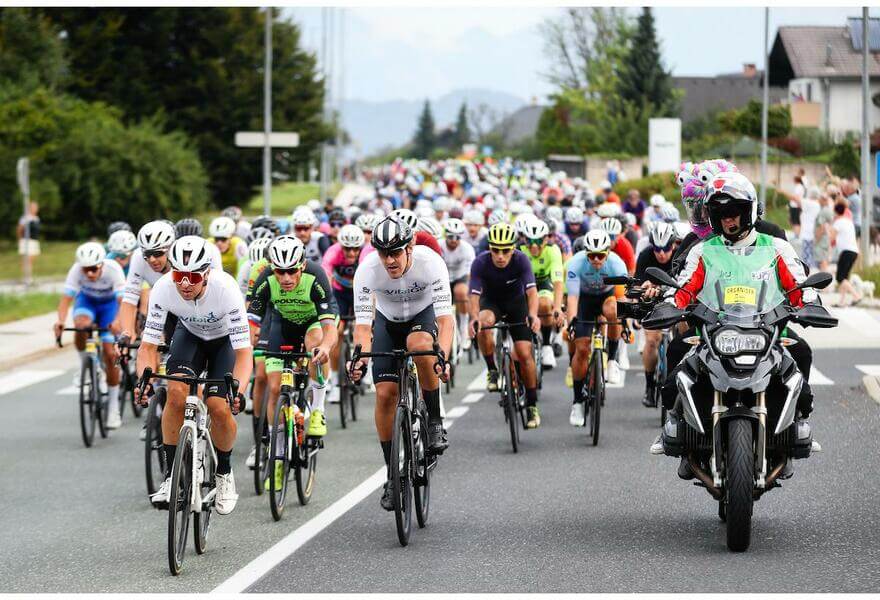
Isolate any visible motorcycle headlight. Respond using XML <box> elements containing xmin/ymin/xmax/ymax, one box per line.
<box><xmin>713</xmin><ymin>329</ymin><xmax>766</xmax><ymax>355</ymax></box>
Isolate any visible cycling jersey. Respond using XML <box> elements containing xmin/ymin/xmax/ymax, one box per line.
<box><xmin>469</xmin><ymin>249</ymin><xmax>536</xmax><ymax>299</ymax></box>
<box><xmin>304</xmin><ymin>231</ymin><xmax>332</xmax><ymax>263</ymax></box>
<box><xmin>64</xmin><ymin>259</ymin><xmax>126</xmax><ymax>301</ymax></box>
<box><xmin>143</xmin><ymin>270</ymin><xmax>250</xmax><ymax>349</ymax></box>
<box><xmin>236</xmin><ymin>258</ymin><xmax>253</xmax><ymax>295</ymax></box>
<box><xmin>634</xmin><ymin>246</ymin><xmax>674</xmax><ymax>280</ymax></box>
<box><xmin>208</xmin><ymin>236</ymin><xmax>248</xmax><ymax>276</ymax></box>
<box><xmin>611</xmin><ymin>236</ymin><xmax>636</xmax><ymax>274</ymax></box>
<box><xmin>353</xmin><ymin>244</ymin><xmax>452</xmax><ymax>324</ymax></box>
<box><xmin>122</xmin><ymin>252</ymin><xmax>169</xmax><ymax>305</ymax></box>
<box><xmin>518</xmin><ymin>243</ymin><xmax>563</xmax><ymax>287</ymax></box>
<box><xmin>551</xmin><ymin>232</ymin><xmax>572</xmax><ymax>256</ymax></box>
<box><xmin>321</xmin><ymin>242</ymin><xmax>367</xmax><ymax>291</ymax></box>
<box><xmin>442</xmin><ymin>240</ymin><xmax>475</xmax><ymax>282</ymax></box>
<box><xmin>248</xmin><ymin>261</ymin><xmax>337</xmax><ymax>326</ymax></box>
<box><xmin>245</xmin><ymin>258</ymin><xmax>270</xmax><ymax>304</ymax></box>
<box><xmin>565</xmin><ymin>251</ymin><xmax>627</xmax><ymax>297</ymax></box>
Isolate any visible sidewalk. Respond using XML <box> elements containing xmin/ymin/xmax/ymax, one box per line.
<box><xmin>0</xmin><ymin>312</ymin><xmax>66</xmax><ymax>371</ymax></box>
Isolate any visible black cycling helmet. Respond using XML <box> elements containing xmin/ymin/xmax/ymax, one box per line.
<box><xmin>107</xmin><ymin>221</ymin><xmax>132</xmax><ymax>237</ymax></box>
<box><xmin>250</xmin><ymin>215</ymin><xmax>280</xmax><ymax>236</ymax></box>
<box><xmin>571</xmin><ymin>235</ymin><xmax>585</xmax><ymax>254</ymax></box>
<box><xmin>372</xmin><ymin>216</ymin><xmax>413</xmax><ymax>252</ymax></box>
<box><xmin>174</xmin><ymin>218</ymin><xmax>203</xmax><ymax>238</ymax></box>
<box><xmin>327</xmin><ymin>208</ymin><xmax>347</xmax><ymax>224</ymax></box>
<box><xmin>246</xmin><ymin>226</ymin><xmax>275</xmax><ymax>244</ymax></box>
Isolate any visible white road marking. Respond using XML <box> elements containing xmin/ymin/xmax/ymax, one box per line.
<box><xmin>0</xmin><ymin>369</ymin><xmax>66</xmax><ymax>396</ymax></box>
<box><xmin>856</xmin><ymin>365</ymin><xmax>880</xmax><ymax>377</ymax></box>
<box><xmin>467</xmin><ymin>368</ymin><xmax>488</xmax><ymax>390</ymax></box>
<box><xmin>445</xmin><ymin>405</ymin><xmax>470</xmax><ymax>419</ymax></box>
<box><xmin>56</xmin><ymin>385</ymin><xmax>78</xmax><ymax>395</ymax></box>
<box><xmin>809</xmin><ymin>368</ymin><xmax>834</xmax><ymax>386</ymax></box>
<box><xmin>461</xmin><ymin>392</ymin><xmax>484</xmax><ymax>404</ymax></box>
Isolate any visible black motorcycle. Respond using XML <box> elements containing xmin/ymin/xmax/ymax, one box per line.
<box><xmin>642</xmin><ymin>245</ymin><xmax>837</xmax><ymax>552</ymax></box>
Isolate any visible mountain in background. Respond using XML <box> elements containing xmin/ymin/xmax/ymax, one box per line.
<box><xmin>343</xmin><ymin>88</ymin><xmax>527</xmax><ymax>156</ymax></box>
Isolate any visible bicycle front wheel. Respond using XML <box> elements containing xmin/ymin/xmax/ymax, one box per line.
<box><xmin>269</xmin><ymin>395</ymin><xmax>291</xmax><ymax>521</ymax></box>
<box><xmin>145</xmin><ymin>388</ymin><xmax>167</xmax><ymax>497</ymax></box>
<box><xmin>390</xmin><ymin>406</ymin><xmax>413</xmax><ymax>546</ymax></box>
<box><xmin>95</xmin><ymin>364</ymin><xmax>108</xmax><ymax>440</ymax></box>
<box><xmin>168</xmin><ymin>426</ymin><xmax>194</xmax><ymax>576</ymax></box>
<box><xmin>295</xmin><ymin>391</ymin><xmax>317</xmax><ymax>506</ymax></box>
<box><xmin>338</xmin><ymin>339</ymin><xmax>350</xmax><ymax>428</ymax></box>
<box><xmin>502</xmin><ymin>353</ymin><xmax>519</xmax><ymax>453</ymax></box>
<box><xmin>589</xmin><ymin>350</ymin><xmax>603</xmax><ymax>446</ymax></box>
<box><xmin>253</xmin><ymin>395</ymin><xmax>270</xmax><ymax>496</ymax></box>
<box><xmin>193</xmin><ymin>437</ymin><xmax>215</xmax><ymax>555</ymax></box>
<box><xmin>79</xmin><ymin>359</ymin><xmax>97</xmax><ymax>448</ymax></box>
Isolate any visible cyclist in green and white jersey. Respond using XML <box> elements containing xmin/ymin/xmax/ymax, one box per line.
<box><xmin>518</xmin><ymin>219</ymin><xmax>565</xmax><ymax>369</ymax></box>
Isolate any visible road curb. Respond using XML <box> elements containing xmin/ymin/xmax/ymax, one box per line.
<box><xmin>862</xmin><ymin>375</ymin><xmax>880</xmax><ymax>405</ymax></box>
<box><xmin>0</xmin><ymin>343</ymin><xmax>67</xmax><ymax>373</ymax></box>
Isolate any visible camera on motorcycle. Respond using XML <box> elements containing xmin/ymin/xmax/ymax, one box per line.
<box><xmin>794</xmin><ymin>271</ymin><xmax>833</xmax><ymax>292</ymax></box>
<box><xmin>645</xmin><ymin>267</ymin><xmax>681</xmax><ymax>290</ymax></box>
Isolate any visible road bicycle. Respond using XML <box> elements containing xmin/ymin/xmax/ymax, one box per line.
<box><xmin>336</xmin><ymin>315</ymin><xmax>361</xmax><ymax>429</ymax></box>
<box><xmin>136</xmin><ymin>368</ymin><xmax>238</xmax><ymax>576</ymax></box>
<box><xmin>57</xmin><ymin>326</ymin><xmax>111</xmax><ymax>448</ymax></box>
<box><xmin>481</xmin><ymin>321</ymin><xmax>530</xmax><ymax>453</ymax></box>
<box><xmin>350</xmin><ymin>343</ymin><xmax>445</xmax><ymax>546</ymax></box>
<box><xmin>116</xmin><ymin>342</ymin><xmax>143</xmax><ymax>420</ymax></box>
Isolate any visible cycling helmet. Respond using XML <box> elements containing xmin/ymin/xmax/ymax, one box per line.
<box><xmin>572</xmin><ymin>235</ymin><xmax>585</xmax><ymax>254</ymax></box>
<box><xmin>623</xmin><ymin>213</ymin><xmax>637</xmax><ymax>228</ymax></box>
<box><xmin>444</xmin><ymin>218</ymin><xmax>466</xmax><ymax>237</ymax></box>
<box><xmin>705</xmin><ymin>172</ymin><xmax>758</xmax><ymax>241</ymax></box>
<box><xmin>649</xmin><ymin>222</ymin><xmax>676</xmax><ymax>249</ymax></box>
<box><xmin>661</xmin><ymin>205</ymin><xmax>680</xmax><ymax>223</ymax></box>
<box><xmin>582</xmin><ymin>230</ymin><xmax>611</xmax><ymax>253</ymax></box>
<box><xmin>355</xmin><ymin>213</ymin><xmax>379</xmax><ymax>232</ymax></box>
<box><xmin>487</xmin><ymin>209</ymin><xmax>508</xmax><ymax>226</ymax></box>
<box><xmin>513</xmin><ymin>213</ymin><xmax>537</xmax><ymax>235</ymax></box>
<box><xmin>597</xmin><ymin>202</ymin><xmax>621</xmax><ymax>218</ymax></box>
<box><xmin>565</xmin><ymin>207</ymin><xmax>585</xmax><ymax>224</ymax></box>
<box><xmin>463</xmin><ymin>209</ymin><xmax>485</xmax><ymax>226</ymax></box>
<box><xmin>250</xmin><ymin>216</ymin><xmax>280</xmax><ymax>236</ymax></box>
<box><xmin>268</xmin><ymin>235</ymin><xmax>306</xmax><ymax>269</ymax></box>
<box><xmin>174</xmin><ymin>218</ymin><xmax>203</xmax><ymax>238</ymax></box>
<box><xmin>522</xmin><ymin>219</ymin><xmax>549</xmax><ymax>240</ymax></box>
<box><xmin>76</xmin><ymin>242</ymin><xmax>106</xmax><ymax>267</ymax></box>
<box><xmin>248</xmin><ymin>237</ymin><xmax>273</xmax><ymax>263</ymax></box>
<box><xmin>221</xmin><ymin>206</ymin><xmax>243</xmax><ymax>222</ymax></box>
<box><xmin>138</xmin><ymin>220</ymin><xmax>175</xmax><ymax>252</ymax></box>
<box><xmin>487</xmin><ymin>223</ymin><xmax>517</xmax><ymax>248</ymax></box>
<box><xmin>415</xmin><ymin>206</ymin><xmax>435</xmax><ymax>220</ymax></box>
<box><xmin>448</xmin><ymin>206</ymin><xmax>464</xmax><ymax>220</ymax></box>
<box><xmin>673</xmin><ymin>221</ymin><xmax>692</xmax><ymax>240</ymax></box>
<box><xmin>545</xmin><ymin>206</ymin><xmax>564</xmax><ymax>222</ymax></box>
<box><xmin>649</xmin><ymin>194</ymin><xmax>666</xmax><ymax>208</ymax></box>
<box><xmin>209</xmin><ymin>216</ymin><xmax>236</xmax><ymax>239</ymax></box>
<box><xmin>390</xmin><ymin>209</ymin><xmax>419</xmax><ymax>231</ymax></box>
<box><xmin>292</xmin><ymin>209</ymin><xmax>318</xmax><ymax>227</ymax></box>
<box><xmin>107</xmin><ymin>221</ymin><xmax>132</xmax><ymax>237</ymax></box>
<box><xmin>599</xmin><ymin>217</ymin><xmax>622</xmax><ymax>236</ymax></box>
<box><xmin>338</xmin><ymin>224</ymin><xmax>365</xmax><ymax>248</ymax></box>
<box><xmin>246</xmin><ymin>226</ymin><xmax>275</xmax><ymax>244</ymax></box>
<box><xmin>169</xmin><ymin>236</ymin><xmax>213</xmax><ymax>272</ymax></box>
<box><xmin>107</xmin><ymin>230</ymin><xmax>138</xmax><ymax>255</ymax></box>
<box><xmin>417</xmin><ymin>217</ymin><xmax>444</xmax><ymax>239</ymax></box>
<box><xmin>373</xmin><ymin>216</ymin><xmax>414</xmax><ymax>252</ymax></box>
<box><xmin>306</xmin><ymin>199</ymin><xmax>322</xmax><ymax>213</ymax></box>
<box><xmin>432</xmin><ymin>196</ymin><xmax>451</xmax><ymax>213</ymax></box>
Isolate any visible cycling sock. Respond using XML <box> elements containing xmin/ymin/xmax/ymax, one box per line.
<box><xmin>525</xmin><ymin>387</ymin><xmax>538</xmax><ymax>407</ymax></box>
<box><xmin>380</xmin><ymin>440</ymin><xmax>391</xmax><ymax>468</ymax></box>
<box><xmin>216</xmin><ymin>448</ymin><xmax>232</xmax><ymax>475</ymax></box>
<box><xmin>483</xmin><ymin>353</ymin><xmax>497</xmax><ymax>371</ymax></box>
<box><xmin>163</xmin><ymin>444</ymin><xmax>176</xmax><ymax>476</ymax></box>
<box><xmin>311</xmin><ymin>382</ymin><xmax>326</xmax><ymax>413</ymax></box>
<box><xmin>573</xmin><ymin>379</ymin><xmax>585</xmax><ymax>404</ymax></box>
<box><xmin>541</xmin><ymin>326</ymin><xmax>552</xmax><ymax>346</ymax></box>
<box><xmin>645</xmin><ymin>370</ymin><xmax>655</xmax><ymax>387</ymax></box>
<box><xmin>608</xmin><ymin>339</ymin><xmax>620</xmax><ymax>360</ymax></box>
<box><xmin>107</xmin><ymin>385</ymin><xmax>120</xmax><ymax>415</ymax></box>
<box><xmin>423</xmin><ymin>388</ymin><xmax>442</xmax><ymax>422</ymax></box>
<box><xmin>330</xmin><ymin>370</ymin><xmax>339</xmax><ymax>386</ymax></box>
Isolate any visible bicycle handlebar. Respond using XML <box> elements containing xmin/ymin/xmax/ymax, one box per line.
<box><xmin>350</xmin><ymin>342</ymin><xmax>447</xmax><ymax>378</ymax></box>
<box><xmin>56</xmin><ymin>326</ymin><xmax>112</xmax><ymax>348</ymax></box>
<box><xmin>137</xmin><ymin>367</ymin><xmax>240</xmax><ymax>413</ymax></box>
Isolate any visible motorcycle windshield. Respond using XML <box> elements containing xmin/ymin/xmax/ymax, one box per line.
<box><xmin>696</xmin><ymin>245</ymin><xmax>786</xmax><ymax>322</ymax></box>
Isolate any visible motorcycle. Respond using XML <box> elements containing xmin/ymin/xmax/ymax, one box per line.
<box><xmin>641</xmin><ymin>245</ymin><xmax>837</xmax><ymax>552</ymax></box>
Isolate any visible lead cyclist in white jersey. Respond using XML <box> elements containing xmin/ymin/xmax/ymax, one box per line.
<box><xmin>135</xmin><ymin>236</ymin><xmax>252</xmax><ymax>515</ymax></box>
<box><xmin>348</xmin><ymin>216</ymin><xmax>454</xmax><ymax>511</ymax></box>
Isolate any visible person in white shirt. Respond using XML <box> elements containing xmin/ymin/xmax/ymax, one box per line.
<box><xmin>441</xmin><ymin>218</ymin><xmax>476</xmax><ymax>347</ymax></box>
<box><xmin>830</xmin><ymin>201</ymin><xmax>862</xmax><ymax>307</ymax></box>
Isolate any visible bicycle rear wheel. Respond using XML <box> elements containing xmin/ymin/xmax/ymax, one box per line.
<box><xmin>413</xmin><ymin>411</ymin><xmax>431</xmax><ymax>528</ymax></box>
<box><xmin>589</xmin><ymin>350</ymin><xmax>603</xmax><ymax>446</ymax></box>
<box><xmin>95</xmin><ymin>364</ymin><xmax>108</xmax><ymax>440</ymax></box>
<box><xmin>193</xmin><ymin>437</ymin><xmax>214</xmax><ymax>555</ymax></box>
<box><xmin>145</xmin><ymin>388</ymin><xmax>167</xmax><ymax>497</ymax></box>
<box><xmin>269</xmin><ymin>395</ymin><xmax>292</xmax><ymax>521</ymax></box>
<box><xmin>168</xmin><ymin>426</ymin><xmax>194</xmax><ymax>576</ymax></box>
<box><xmin>391</xmin><ymin>406</ymin><xmax>413</xmax><ymax>546</ymax></box>
<box><xmin>253</xmin><ymin>395</ymin><xmax>270</xmax><ymax>496</ymax></box>
<box><xmin>295</xmin><ymin>390</ymin><xmax>317</xmax><ymax>506</ymax></box>
<box><xmin>126</xmin><ymin>364</ymin><xmax>144</xmax><ymax>418</ymax></box>
<box><xmin>339</xmin><ymin>339</ymin><xmax>350</xmax><ymax>428</ymax></box>
<box><xmin>79</xmin><ymin>360</ymin><xmax>97</xmax><ymax>448</ymax></box>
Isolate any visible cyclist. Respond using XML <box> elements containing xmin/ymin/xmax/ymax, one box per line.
<box><xmin>236</xmin><ymin>228</ymin><xmax>275</xmax><ymax>294</ymax></box>
<box><xmin>355</xmin><ymin>213</ymin><xmax>379</xmax><ymax>249</ymax></box>
<box><xmin>565</xmin><ymin>230</ymin><xmax>627</xmax><ymax>426</ymax></box>
<box><xmin>518</xmin><ymin>219</ymin><xmax>565</xmax><ymax>369</ymax></box>
<box><xmin>323</xmin><ymin>209</ymin><xmax>348</xmax><ymax>244</ymax></box>
<box><xmin>54</xmin><ymin>242</ymin><xmax>125</xmax><ymax>429</ymax></box>
<box><xmin>441</xmin><ymin>218</ymin><xmax>476</xmax><ymax>349</ymax></box>
<box><xmin>222</xmin><ymin>205</ymin><xmax>251</xmax><ymax>240</ymax></box>
<box><xmin>107</xmin><ymin>221</ymin><xmax>132</xmax><ymax>237</ymax></box>
<box><xmin>468</xmin><ymin>223</ymin><xmax>542</xmax><ymax>428</ymax></box>
<box><xmin>564</xmin><ymin>207</ymin><xmax>588</xmax><ymax>242</ymax></box>
<box><xmin>347</xmin><ymin>216</ymin><xmax>453</xmax><ymax>511</ymax></box>
<box><xmin>106</xmin><ymin>229</ymin><xmax>138</xmax><ymax>276</ymax></box>
<box><xmin>208</xmin><ymin>216</ymin><xmax>248</xmax><ymax>277</ymax></box>
<box><xmin>546</xmin><ymin>218</ymin><xmax>573</xmax><ymax>262</ymax></box>
<box><xmin>136</xmin><ymin>236</ymin><xmax>251</xmax><ymax>514</ymax></box>
<box><xmin>599</xmin><ymin>217</ymin><xmax>636</xmax><ymax>276</ymax></box>
<box><xmin>248</xmin><ymin>236</ymin><xmax>338</xmax><ymax>487</ymax></box>
<box><xmin>292</xmin><ymin>209</ymin><xmax>332</xmax><ymax>263</ymax></box>
<box><xmin>634</xmin><ymin>222</ymin><xmax>677</xmax><ymax>407</ymax></box>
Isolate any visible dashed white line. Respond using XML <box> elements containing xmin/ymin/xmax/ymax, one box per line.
<box><xmin>461</xmin><ymin>392</ymin><xmax>484</xmax><ymax>404</ymax></box>
<box><xmin>445</xmin><ymin>405</ymin><xmax>470</xmax><ymax>419</ymax></box>
<box><xmin>809</xmin><ymin>368</ymin><xmax>834</xmax><ymax>386</ymax></box>
<box><xmin>467</xmin><ymin>368</ymin><xmax>488</xmax><ymax>390</ymax></box>
<box><xmin>0</xmin><ymin>369</ymin><xmax>65</xmax><ymax>396</ymax></box>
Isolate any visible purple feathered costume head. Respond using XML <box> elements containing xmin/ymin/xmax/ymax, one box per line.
<box><xmin>676</xmin><ymin>159</ymin><xmax>738</xmax><ymax>239</ymax></box>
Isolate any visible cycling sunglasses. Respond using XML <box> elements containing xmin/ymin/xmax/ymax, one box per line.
<box><xmin>273</xmin><ymin>266</ymin><xmax>304</xmax><ymax>276</ymax></box>
<box><xmin>142</xmin><ymin>250</ymin><xmax>166</xmax><ymax>259</ymax></box>
<box><xmin>527</xmin><ymin>237</ymin><xmax>546</xmax><ymax>246</ymax></box>
<box><xmin>587</xmin><ymin>251</ymin><xmax>608</xmax><ymax>261</ymax></box>
<box><xmin>329</xmin><ymin>221</ymin><xmax>346</xmax><ymax>228</ymax></box>
<box><xmin>446</xmin><ymin>234</ymin><xmax>461</xmax><ymax>241</ymax></box>
<box><xmin>172</xmin><ymin>270</ymin><xmax>207</xmax><ymax>285</ymax></box>
<box><xmin>81</xmin><ymin>265</ymin><xmax>100</xmax><ymax>274</ymax></box>
<box><xmin>214</xmin><ymin>237</ymin><xmax>229</xmax><ymax>243</ymax></box>
<box><xmin>652</xmin><ymin>243</ymin><xmax>675</xmax><ymax>253</ymax></box>
<box><xmin>294</xmin><ymin>225</ymin><xmax>312</xmax><ymax>232</ymax></box>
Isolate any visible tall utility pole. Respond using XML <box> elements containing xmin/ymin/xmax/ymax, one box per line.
<box><xmin>336</xmin><ymin>8</ymin><xmax>346</xmax><ymax>182</ymax></box>
<box><xmin>861</xmin><ymin>7</ymin><xmax>873</xmax><ymax>265</ymax></box>
<box><xmin>760</xmin><ymin>7</ymin><xmax>769</xmax><ymax>210</ymax></box>
<box><xmin>262</xmin><ymin>7</ymin><xmax>273</xmax><ymax>215</ymax></box>
<box><xmin>319</xmin><ymin>7</ymin><xmax>333</xmax><ymax>204</ymax></box>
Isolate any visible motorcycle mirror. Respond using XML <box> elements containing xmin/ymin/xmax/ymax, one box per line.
<box><xmin>645</xmin><ymin>267</ymin><xmax>681</xmax><ymax>290</ymax></box>
<box><xmin>797</xmin><ymin>271</ymin><xmax>833</xmax><ymax>291</ymax></box>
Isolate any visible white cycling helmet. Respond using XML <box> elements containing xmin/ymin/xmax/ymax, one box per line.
<box><xmin>444</xmin><ymin>218</ymin><xmax>466</xmax><ymax>237</ymax></box>
<box><xmin>417</xmin><ymin>217</ymin><xmax>443</xmax><ymax>238</ymax></box>
<box><xmin>338</xmin><ymin>224</ymin><xmax>365</xmax><ymax>248</ymax></box>
<box><xmin>565</xmin><ymin>207</ymin><xmax>585</xmax><ymax>224</ymax></box>
<box><xmin>674</xmin><ymin>221</ymin><xmax>691</xmax><ymax>240</ymax></box>
<box><xmin>209</xmin><ymin>216</ymin><xmax>236</xmax><ymax>239</ymax></box>
<box><xmin>596</xmin><ymin>202</ymin><xmax>621</xmax><ymax>218</ymax></box>
<box><xmin>76</xmin><ymin>242</ymin><xmax>106</xmax><ymax>268</ymax></box>
<box><xmin>650</xmin><ymin>194</ymin><xmax>666</xmax><ymax>208</ymax></box>
<box><xmin>599</xmin><ymin>217</ymin><xmax>623</xmax><ymax>236</ymax></box>
<box><xmin>248</xmin><ymin>236</ymin><xmax>273</xmax><ymax>263</ymax></box>
<box><xmin>661</xmin><ymin>204</ymin><xmax>681</xmax><ymax>223</ymax></box>
<box><xmin>623</xmin><ymin>213</ymin><xmax>637</xmax><ymax>227</ymax></box>
<box><xmin>463</xmin><ymin>209</ymin><xmax>485</xmax><ymax>226</ymax></box>
<box><xmin>415</xmin><ymin>205</ymin><xmax>435</xmax><ymax>220</ymax></box>
<box><xmin>432</xmin><ymin>196</ymin><xmax>451</xmax><ymax>213</ymax></box>
<box><xmin>355</xmin><ymin>213</ymin><xmax>379</xmax><ymax>232</ymax></box>
<box><xmin>108</xmin><ymin>230</ymin><xmax>138</xmax><ymax>255</ymax></box>
<box><xmin>292</xmin><ymin>208</ymin><xmax>318</xmax><ymax>227</ymax></box>
<box><xmin>522</xmin><ymin>219</ymin><xmax>549</xmax><ymax>239</ymax></box>
<box><xmin>390</xmin><ymin>208</ymin><xmax>419</xmax><ymax>230</ymax></box>
<box><xmin>306</xmin><ymin>199</ymin><xmax>322</xmax><ymax>213</ymax></box>
<box><xmin>268</xmin><ymin>235</ymin><xmax>306</xmax><ymax>269</ymax></box>
<box><xmin>487</xmin><ymin>209</ymin><xmax>508</xmax><ymax>226</ymax></box>
<box><xmin>137</xmin><ymin>220</ymin><xmax>175</xmax><ymax>252</ymax></box>
<box><xmin>545</xmin><ymin>206</ymin><xmax>564</xmax><ymax>222</ymax></box>
<box><xmin>513</xmin><ymin>213</ymin><xmax>537</xmax><ymax>235</ymax></box>
<box><xmin>582</xmin><ymin>230</ymin><xmax>611</xmax><ymax>253</ymax></box>
<box><xmin>169</xmin><ymin>236</ymin><xmax>214</xmax><ymax>272</ymax></box>
<box><xmin>649</xmin><ymin>222</ymin><xmax>676</xmax><ymax>248</ymax></box>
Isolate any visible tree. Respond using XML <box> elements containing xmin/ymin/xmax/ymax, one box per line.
<box><xmin>412</xmin><ymin>99</ymin><xmax>435</xmax><ymax>159</ymax></box>
<box><xmin>0</xmin><ymin>8</ymin><xmax>67</xmax><ymax>93</ymax></box>
<box><xmin>453</xmin><ymin>102</ymin><xmax>470</xmax><ymax>148</ymax></box>
<box><xmin>617</xmin><ymin>7</ymin><xmax>676</xmax><ymax>116</ymax></box>
<box><xmin>41</xmin><ymin>8</ymin><xmax>329</xmax><ymax>206</ymax></box>
<box><xmin>830</xmin><ymin>136</ymin><xmax>860</xmax><ymax>179</ymax></box>
<box><xmin>721</xmin><ymin>100</ymin><xmax>792</xmax><ymax>139</ymax></box>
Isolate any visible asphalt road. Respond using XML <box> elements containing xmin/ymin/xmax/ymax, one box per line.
<box><xmin>2</xmin><ymin>338</ymin><xmax>879</xmax><ymax>592</ymax></box>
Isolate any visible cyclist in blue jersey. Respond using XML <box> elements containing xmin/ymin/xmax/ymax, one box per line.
<box><xmin>565</xmin><ymin>230</ymin><xmax>627</xmax><ymax>426</ymax></box>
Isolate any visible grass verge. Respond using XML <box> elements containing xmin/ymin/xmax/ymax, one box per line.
<box><xmin>0</xmin><ymin>292</ymin><xmax>59</xmax><ymax>324</ymax></box>
<box><xmin>0</xmin><ymin>241</ymin><xmax>79</xmax><ymax>282</ymax></box>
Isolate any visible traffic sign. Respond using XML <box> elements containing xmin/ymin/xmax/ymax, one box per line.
<box><xmin>235</xmin><ymin>131</ymin><xmax>299</xmax><ymax>147</ymax></box>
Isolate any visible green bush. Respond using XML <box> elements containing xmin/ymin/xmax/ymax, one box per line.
<box><xmin>0</xmin><ymin>88</ymin><xmax>209</xmax><ymax>239</ymax></box>
<box><xmin>613</xmin><ymin>171</ymin><xmax>678</xmax><ymax>203</ymax></box>
<box><xmin>790</xmin><ymin>127</ymin><xmax>835</xmax><ymax>157</ymax></box>
<box><xmin>830</xmin><ymin>136</ymin><xmax>860</xmax><ymax>179</ymax></box>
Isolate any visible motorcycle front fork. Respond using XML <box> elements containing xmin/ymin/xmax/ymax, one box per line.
<box><xmin>710</xmin><ymin>391</ymin><xmax>768</xmax><ymax>489</ymax></box>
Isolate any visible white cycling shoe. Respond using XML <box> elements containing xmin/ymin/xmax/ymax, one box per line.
<box><xmin>462</xmin><ymin>337</ymin><xmax>472</xmax><ymax>351</ymax></box>
<box><xmin>569</xmin><ymin>402</ymin><xmax>585</xmax><ymax>427</ymax></box>
<box><xmin>105</xmin><ymin>411</ymin><xmax>122</xmax><ymax>430</ymax></box>
<box><xmin>245</xmin><ymin>445</ymin><xmax>256</xmax><ymax>469</ymax></box>
<box><xmin>151</xmin><ymin>477</ymin><xmax>171</xmax><ymax>507</ymax></box>
<box><xmin>649</xmin><ymin>435</ymin><xmax>664</xmax><ymax>455</ymax></box>
<box><xmin>606</xmin><ymin>360</ymin><xmax>622</xmax><ymax>385</ymax></box>
<box><xmin>215</xmin><ymin>472</ymin><xmax>238</xmax><ymax>515</ymax></box>
<box><xmin>541</xmin><ymin>346</ymin><xmax>556</xmax><ymax>369</ymax></box>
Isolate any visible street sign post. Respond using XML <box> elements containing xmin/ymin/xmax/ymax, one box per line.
<box><xmin>234</xmin><ymin>130</ymin><xmax>299</xmax><ymax>215</ymax></box>
<box><xmin>648</xmin><ymin>119</ymin><xmax>681</xmax><ymax>174</ymax></box>
<box><xmin>16</xmin><ymin>157</ymin><xmax>30</xmax><ymax>288</ymax></box>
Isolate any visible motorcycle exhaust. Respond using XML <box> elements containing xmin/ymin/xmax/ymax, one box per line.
<box><xmin>688</xmin><ymin>454</ymin><xmax>723</xmax><ymax>500</ymax></box>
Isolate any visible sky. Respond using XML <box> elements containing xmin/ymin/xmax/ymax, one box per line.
<box><xmin>284</xmin><ymin>6</ymin><xmax>864</xmax><ymax>105</ymax></box>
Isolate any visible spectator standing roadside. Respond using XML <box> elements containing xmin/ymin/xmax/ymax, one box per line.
<box><xmin>789</xmin><ymin>173</ymin><xmax>805</xmax><ymax>238</ymax></box>
<box><xmin>799</xmin><ymin>186</ymin><xmax>821</xmax><ymax>268</ymax></box>
<box><xmin>813</xmin><ymin>190</ymin><xmax>835</xmax><ymax>273</ymax></box>
<box><xmin>843</xmin><ymin>177</ymin><xmax>862</xmax><ymax>238</ymax></box>
<box><xmin>17</xmin><ymin>201</ymin><xmax>40</xmax><ymax>285</ymax></box>
<box><xmin>830</xmin><ymin>197</ymin><xmax>862</xmax><ymax>306</ymax></box>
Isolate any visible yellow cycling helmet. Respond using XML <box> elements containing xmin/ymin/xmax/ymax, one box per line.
<box><xmin>487</xmin><ymin>222</ymin><xmax>517</xmax><ymax>248</ymax></box>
